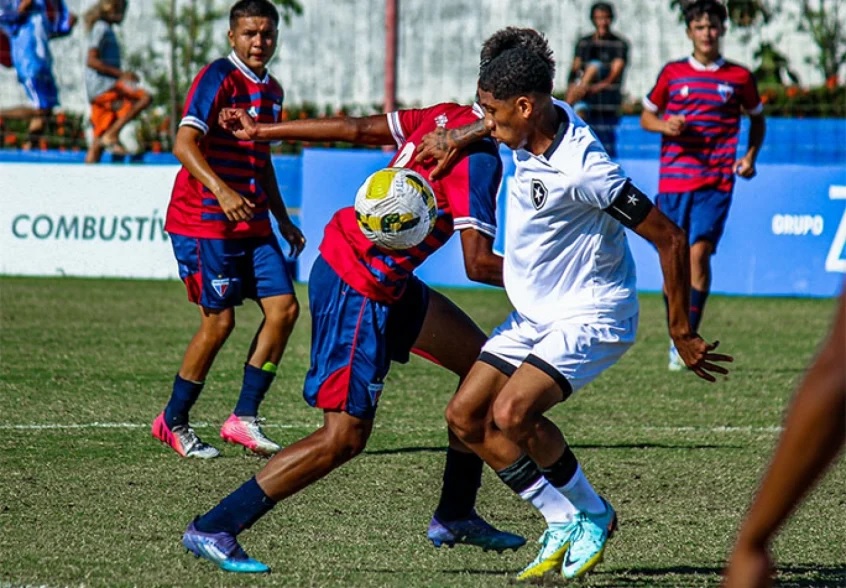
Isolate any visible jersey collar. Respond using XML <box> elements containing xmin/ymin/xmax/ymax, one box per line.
<box><xmin>228</xmin><ymin>51</ymin><xmax>270</xmax><ymax>84</ymax></box>
<box><xmin>541</xmin><ymin>105</ymin><xmax>570</xmax><ymax>160</ymax></box>
<box><xmin>687</xmin><ymin>55</ymin><xmax>725</xmax><ymax>71</ymax></box>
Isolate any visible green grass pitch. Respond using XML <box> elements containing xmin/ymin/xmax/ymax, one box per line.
<box><xmin>1</xmin><ymin>277</ymin><xmax>843</xmax><ymax>587</ymax></box>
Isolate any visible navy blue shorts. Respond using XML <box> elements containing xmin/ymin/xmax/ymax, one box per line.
<box><xmin>170</xmin><ymin>234</ymin><xmax>294</xmax><ymax>309</ymax></box>
<box><xmin>656</xmin><ymin>188</ymin><xmax>733</xmax><ymax>252</ymax></box>
<box><xmin>303</xmin><ymin>255</ymin><xmax>429</xmax><ymax>420</ymax></box>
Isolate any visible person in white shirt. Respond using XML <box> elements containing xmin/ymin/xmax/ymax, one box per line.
<box><xmin>419</xmin><ymin>29</ymin><xmax>733</xmax><ymax>582</ymax></box>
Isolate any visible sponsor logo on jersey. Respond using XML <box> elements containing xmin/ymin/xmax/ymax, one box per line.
<box><xmin>211</xmin><ymin>278</ymin><xmax>230</xmax><ymax>297</ymax></box>
<box><xmin>680</xmin><ymin>85</ymin><xmax>689</xmax><ymax>97</ymax></box>
<box><xmin>531</xmin><ymin>179</ymin><xmax>548</xmax><ymax>210</ymax></box>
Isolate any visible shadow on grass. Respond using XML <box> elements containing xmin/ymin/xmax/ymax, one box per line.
<box><xmin>583</xmin><ymin>563</ymin><xmax>845</xmax><ymax>587</ymax></box>
<box><xmin>364</xmin><ymin>441</ymin><xmax>741</xmax><ymax>456</ymax></box>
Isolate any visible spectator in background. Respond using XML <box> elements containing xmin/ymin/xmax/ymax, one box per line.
<box><xmin>83</xmin><ymin>0</ymin><xmax>150</xmax><ymax>163</ymax></box>
<box><xmin>0</xmin><ymin>0</ymin><xmax>75</xmax><ymax>149</ymax></box>
<box><xmin>565</xmin><ymin>1</ymin><xmax>628</xmax><ymax>157</ymax></box>
<box><xmin>640</xmin><ymin>0</ymin><xmax>765</xmax><ymax>371</ymax></box>
<box><xmin>723</xmin><ymin>288</ymin><xmax>845</xmax><ymax>588</ymax></box>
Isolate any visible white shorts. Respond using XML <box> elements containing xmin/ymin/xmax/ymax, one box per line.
<box><xmin>479</xmin><ymin>311</ymin><xmax>638</xmax><ymax>399</ymax></box>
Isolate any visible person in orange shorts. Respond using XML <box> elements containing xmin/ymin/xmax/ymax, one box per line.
<box><xmin>83</xmin><ymin>0</ymin><xmax>150</xmax><ymax>163</ymax></box>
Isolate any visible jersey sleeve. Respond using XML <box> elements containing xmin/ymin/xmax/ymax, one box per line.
<box><xmin>180</xmin><ymin>62</ymin><xmax>230</xmax><ymax>135</ymax></box>
<box><xmin>449</xmin><ymin>144</ymin><xmax>502</xmax><ymax>238</ymax></box>
<box><xmin>386</xmin><ymin>108</ymin><xmax>427</xmax><ymax>148</ymax></box>
<box><xmin>643</xmin><ymin>64</ymin><xmax>670</xmax><ymax>112</ymax></box>
<box><xmin>573</xmin><ymin>143</ymin><xmax>629</xmax><ymax>210</ymax></box>
<box><xmin>740</xmin><ymin>69</ymin><xmax>763</xmax><ymax>115</ymax></box>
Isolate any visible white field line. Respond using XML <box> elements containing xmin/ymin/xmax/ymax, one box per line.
<box><xmin>0</xmin><ymin>421</ymin><xmax>783</xmax><ymax>433</ymax></box>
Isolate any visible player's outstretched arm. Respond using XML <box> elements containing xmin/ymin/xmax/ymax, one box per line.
<box><xmin>723</xmin><ymin>290</ymin><xmax>845</xmax><ymax>588</ymax></box>
<box><xmin>414</xmin><ymin>119</ymin><xmax>492</xmax><ymax>180</ymax></box>
<box><xmin>616</xmin><ymin>187</ymin><xmax>732</xmax><ymax>381</ymax></box>
<box><xmin>459</xmin><ymin>229</ymin><xmax>503</xmax><ymax>287</ymax></box>
<box><xmin>218</xmin><ymin>108</ymin><xmax>394</xmax><ymax>146</ymax></box>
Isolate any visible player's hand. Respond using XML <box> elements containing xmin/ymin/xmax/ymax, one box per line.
<box><xmin>278</xmin><ymin>219</ymin><xmax>306</xmax><ymax>258</ymax></box>
<box><xmin>663</xmin><ymin>115</ymin><xmax>686</xmax><ymax>137</ymax></box>
<box><xmin>414</xmin><ymin>128</ymin><xmax>459</xmax><ymax>181</ymax></box>
<box><xmin>722</xmin><ymin>542</ymin><xmax>773</xmax><ymax>588</ymax></box>
<box><xmin>734</xmin><ymin>156</ymin><xmax>757</xmax><ymax>179</ymax></box>
<box><xmin>218</xmin><ymin>108</ymin><xmax>258</xmax><ymax>140</ymax></box>
<box><xmin>215</xmin><ymin>186</ymin><xmax>255</xmax><ymax>223</ymax></box>
<box><xmin>672</xmin><ymin>335</ymin><xmax>733</xmax><ymax>382</ymax></box>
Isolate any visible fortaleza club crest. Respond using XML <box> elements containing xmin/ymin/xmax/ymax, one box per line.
<box><xmin>718</xmin><ymin>83</ymin><xmax>734</xmax><ymax>102</ymax></box>
<box><xmin>212</xmin><ymin>277</ymin><xmax>230</xmax><ymax>297</ymax></box>
<box><xmin>531</xmin><ymin>179</ymin><xmax>548</xmax><ymax>210</ymax></box>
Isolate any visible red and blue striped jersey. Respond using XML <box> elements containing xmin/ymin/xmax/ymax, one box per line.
<box><xmin>319</xmin><ymin>103</ymin><xmax>502</xmax><ymax>303</ymax></box>
<box><xmin>643</xmin><ymin>56</ymin><xmax>762</xmax><ymax>193</ymax></box>
<box><xmin>165</xmin><ymin>52</ymin><xmax>284</xmax><ymax>239</ymax></box>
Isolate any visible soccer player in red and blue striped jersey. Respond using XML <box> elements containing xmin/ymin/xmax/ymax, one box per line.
<box><xmin>641</xmin><ymin>0</ymin><xmax>765</xmax><ymax>370</ymax></box>
<box><xmin>152</xmin><ymin>0</ymin><xmax>305</xmax><ymax>461</ymax></box>
<box><xmin>179</xmin><ymin>102</ymin><xmax>531</xmax><ymax>572</ymax></box>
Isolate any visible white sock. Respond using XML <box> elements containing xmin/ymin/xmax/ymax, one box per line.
<box><xmin>518</xmin><ymin>476</ymin><xmax>578</xmax><ymax>525</ymax></box>
<box><xmin>556</xmin><ymin>465</ymin><xmax>605</xmax><ymax>515</ymax></box>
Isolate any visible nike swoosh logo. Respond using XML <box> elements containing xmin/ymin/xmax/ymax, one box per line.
<box><xmin>563</xmin><ymin>548</ymin><xmax>579</xmax><ymax>569</ymax></box>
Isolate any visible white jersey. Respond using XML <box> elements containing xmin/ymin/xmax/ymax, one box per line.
<box><xmin>503</xmin><ymin>100</ymin><xmax>638</xmax><ymax>326</ymax></box>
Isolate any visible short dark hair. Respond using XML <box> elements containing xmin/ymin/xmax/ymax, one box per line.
<box><xmin>479</xmin><ymin>27</ymin><xmax>556</xmax><ymax>80</ymax></box>
<box><xmin>683</xmin><ymin>0</ymin><xmax>727</xmax><ymax>26</ymax></box>
<box><xmin>230</xmin><ymin>0</ymin><xmax>279</xmax><ymax>29</ymax></box>
<box><xmin>590</xmin><ymin>2</ymin><xmax>615</xmax><ymax>21</ymax></box>
<box><xmin>478</xmin><ymin>48</ymin><xmax>553</xmax><ymax>100</ymax></box>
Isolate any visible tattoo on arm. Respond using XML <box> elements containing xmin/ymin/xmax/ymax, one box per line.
<box><xmin>447</xmin><ymin>120</ymin><xmax>490</xmax><ymax>150</ymax></box>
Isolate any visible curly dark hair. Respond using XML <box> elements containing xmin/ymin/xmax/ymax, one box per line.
<box><xmin>479</xmin><ymin>27</ymin><xmax>555</xmax><ymax>80</ymax></box>
<box><xmin>478</xmin><ymin>48</ymin><xmax>553</xmax><ymax>100</ymax></box>
<box><xmin>683</xmin><ymin>0</ymin><xmax>727</xmax><ymax>26</ymax></box>
<box><xmin>230</xmin><ymin>0</ymin><xmax>280</xmax><ymax>28</ymax></box>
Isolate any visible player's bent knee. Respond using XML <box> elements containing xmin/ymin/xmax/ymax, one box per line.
<box><xmin>492</xmin><ymin>398</ymin><xmax>530</xmax><ymax>441</ymax></box>
<box><xmin>444</xmin><ymin>401</ymin><xmax>484</xmax><ymax>444</ymax></box>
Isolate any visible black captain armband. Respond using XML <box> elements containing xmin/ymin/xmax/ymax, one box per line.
<box><xmin>603</xmin><ymin>181</ymin><xmax>653</xmax><ymax>229</ymax></box>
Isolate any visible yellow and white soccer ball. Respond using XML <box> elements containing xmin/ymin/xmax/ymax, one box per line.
<box><xmin>354</xmin><ymin>167</ymin><xmax>438</xmax><ymax>250</ymax></box>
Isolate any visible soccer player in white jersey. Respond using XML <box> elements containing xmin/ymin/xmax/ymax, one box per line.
<box><xmin>421</xmin><ymin>32</ymin><xmax>733</xmax><ymax>582</ymax></box>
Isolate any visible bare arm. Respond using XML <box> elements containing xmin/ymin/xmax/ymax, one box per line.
<box><xmin>86</xmin><ymin>48</ymin><xmax>134</xmax><ymax>81</ymax></box>
<box><xmin>259</xmin><ymin>163</ymin><xmax>306</xmax><ymax>257</ymax></box>
<box><xmin>587</xmin><ymin>57</ymin><xmax>625</xmax><ymax>94</ymax></box>
<box><xmin>17</xmin><ymin>0</ymin><xmax>33</xmax><ymax>14</ymax></box>
<box><xmin>413</xmin><ymin>119</ymin><xmax>492</xmax><ymax>180</ymax></box>
<box><xmin>734</xmin><ymin>113</ymin><xmax>766</xmax><ymax>179</ymax></box>
<box><xmin>640</xmin><ymin>108</ymin><xmax>685</xmax><ymax>137</ymax></box>
<box><xmin>633</xmin><ymin>206</ymin><xmax>732</xmax><ymax>381</ymax></box>
<box><xmin>173</xmin><ymin>125</ymin><xmax>255</xmax><ymax>223</ymax></box>
<box><xmin>459</xmin><ymin>228</ymin><xmax>503</xmax><ymax>287</ymax></box>
<box><xmin>723</xmin><ymin>290</ymin><xmax>845</xmax><ymax>588</ymax></box>
<box><xmin>220</xmin><ymin>110</ymin><xmax>393</xmax><ymax>146</ymax></box>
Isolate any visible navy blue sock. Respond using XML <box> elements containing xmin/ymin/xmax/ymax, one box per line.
<box><xmin>690</xmin><ymin>288</ymin><xmax>710</xmax><ymax>333</ymax></box>
<box><xmin>233</xmin><ymin>364</ymin><xmax>275</xmax><ymax>417</ymax></box>
<box><xmin>434</xmin><ymin>448</ymin><xmax>483</xmax><ymax>522</ymax></box>
<box><xmin>194</xmin><ymin>477</ymin><xmax>276</xmax><ymax>536</ymax></box>
<box><xmin>164</xmin><ymin>374</ymin><xmax>204</xmax><ymax>428</ymax></box>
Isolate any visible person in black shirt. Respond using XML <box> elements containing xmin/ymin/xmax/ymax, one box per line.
<box><xmin>566</xmin><ymin>1</ymin><xmax>629</xmax><ymax>157</ymax></box>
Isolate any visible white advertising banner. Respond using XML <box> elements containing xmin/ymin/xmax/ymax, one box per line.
<box><xmin>1</xmin><ymin>163</ymin><xmax>181</xmax><ymax>279</ymax></box>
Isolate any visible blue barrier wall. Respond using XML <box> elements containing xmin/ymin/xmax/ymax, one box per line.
<box><xmin>297</xmin><ymin>146</ymin><xmax>846</xmax><ymax>298</ymax></box>
<box><xmin>3</xmin><ymin>116</ymin><xmax>845</xmax><ymax>297</ymax></box>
